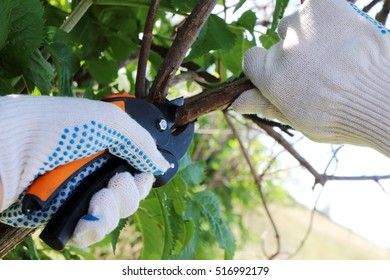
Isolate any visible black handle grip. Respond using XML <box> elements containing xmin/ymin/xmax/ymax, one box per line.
<box><xmin>39</xmin><ymin>155</ymin><xmax>134</xmax><ymax>250</ymax></box>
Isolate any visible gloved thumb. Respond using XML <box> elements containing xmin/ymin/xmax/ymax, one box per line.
<box><xmin>230</xmin><ymin>88</ymin><xmax>290</xmax><ymax>124</ymax></box>
<box><xmin>242</xmin><ymin>47</ymin><xmax>268</xmax><ymax>91</ymax></box>
<box><xmin>277</xmin><ymin>13</ymin><xmax>294</xmax><ymax>40</ymax></box>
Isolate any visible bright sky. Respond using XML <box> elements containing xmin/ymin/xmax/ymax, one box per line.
<box><xmin>224</xmin><ymin>0</ymin><xmax>390</xmax><ymax>250</ymax></box>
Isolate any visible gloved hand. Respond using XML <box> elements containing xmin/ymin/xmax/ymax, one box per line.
<box><xmin>0</xmin><ymin>95</ymin><xmax>170</xmax><ymax>248</ymax></box>
<box><xmin>231</xmin><ymin>0</ymin><xmax>390</xmax><ymax>157</ymax></box>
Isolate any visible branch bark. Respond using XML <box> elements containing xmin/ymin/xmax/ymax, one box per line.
<box><xmin>175</xmin><ymin>77</ymin><xmax>255</xmax><ymax>127</ymax></box>
<box><xmin>0</xmin><ymin>224</ymin><xmax>36</xmax><ymax>258</ymax></box>
<box><xmin>135</xmin><ymin>0</ymin><xmax>160</xmax><ymax>98</ymax></box>
<box><xmin>376</xmin><ymin>0</ymin><xmax>390</xmax><ymax>25</ymax></box>
<box><xmin>148</xmin><ymin>0</ymin><xmax>218</xmax><ymax>103</ymax></box>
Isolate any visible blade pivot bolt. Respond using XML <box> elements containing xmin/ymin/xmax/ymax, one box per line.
<box><xmin>157</xmin><ymin>119</ymin><xmax>167</xmax><ymax>131</ymax></box>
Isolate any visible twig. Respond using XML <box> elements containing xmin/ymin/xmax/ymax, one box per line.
<box><xmin>376</xmin><ymin>0</ymin><xmax>390</xmax><ymax>25</ymax></box>
<box><xmin>288</xmin><ymin>144</ymin><xmax>339</xmax><ymax>258</ymax></box>
<box><xmin>148</xmin><ymin>0</ymin><xmax>218</xmax><ymax>103</ymax></box>
<box><xmin>322</xmin><ymin>145</ymin><xmax>344</xmax><ymax>181</ymax></box>
<box><xmin>135</xmin><ymin>0</ymin><xmax>160</xmax><ymax>98</ymax></box>
<box><xmin>223</xmin><ymin>111</ymin><xmax>281</xmax><ymax>260</ymax></box>
<box><xmin>246</xmin><ymin>115</ymin><xmax>327</xmax><ymax>185</ymax></box>
<box><xmin>250</xmin><ymin>116</ymin><xmax>294</xmax><ymax>137</ymax></box>
<box><xmin>376</xmin><ymin>180</ymin><xmax>390</xmax><ymax>195</ymax></box>
<box><xmin>61</xmin><ymin>0</ymin><xmax>94</xmax><ymax>33</ymax></box>
<box><xmin>363</xmin><ymin>0</ymin><xmax>381</xmax><ymax>13</ymax></box>
<box><xmin>247</xmin><ymin>114</ymin><xmax>390</xmax><ymax>186</ymax></box>
<box><xmin>287</xmin><ymin>186</ymin><xmax>325</xmax><ymax>259</ymax></box>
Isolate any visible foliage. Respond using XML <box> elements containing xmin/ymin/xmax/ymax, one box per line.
<box><xmin>1</xmin><ymin>0</ymin><xmax>291</xmax><ymax>260</ymax></box>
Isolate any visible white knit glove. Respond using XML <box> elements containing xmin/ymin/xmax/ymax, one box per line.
<box><xmin>231</xmin><ymin>0</ymin><xmax>390</xmax><ymax>157</ymax></box>
<box><xmin>0</xmin><ymin>95</ymin><xmax>170</xmax><ymax>248</ymax></box>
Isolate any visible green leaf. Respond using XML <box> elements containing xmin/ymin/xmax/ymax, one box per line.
<box><xmin>0</xmin><ymin>0</ymin><xmax>45</xmax><ymax>77</ymax></box>
<box><xmin>135</xmin><ymin>190</ymin><xmax>173</xmax><ymax>260</ymax></box>
<box><xmin>178</xmin><ymin>162</ymin><xmax>205</xmax><ymax>189</ymax></box>
<box><xmin>221</xmin><ymin>29</ymin><xmax>254</xmax><ymax>76</ymax></box>
<box><xmin>193</xmin><ymin>191</ymin><xmax>235</xmax><ymax>259</ymax></box>
<box><xmin>271</xmin><ymin>0</ymin><xmax>290</xmax><ymax>31</ymax></box>
<box><xmin>106</xmin><ymin>35</ymin><xmax>135</xmax><ymax>62</ymax></box>
<box><xmin>233</xmin><ymin>0</ymin><xmax>247</xmax><ymax>13</ymax></box>
<box><xmin>186</xmin><ymin>14</ymin><xmax>237</xmax><ymax>61</ymax></box>
<box><xmin>260</xmin><ymin>29</ymin><xmax>280</xmax><ymax>49</ymax></box>
<box><xmin>24</xmin><ymin>236</ymin><xmax>40</xmax><ymax>260</ymax></box>
<box><xmin>237</xmin><ymin>10</ymin><xmax>257</xmax><ymax>33</ymax></box>
<box><xmin>21</xmin><ymin>50</ymin><xmax>54</xmax><ymax>95</ymax></box>
<box><xmin>46</xmin><ymin>28</ymin><xmax>79</xmax><ymax>96</ymax></box>
<box><xmin>172</xmin><ymin>199</ymin><xmax>201</xmax><ymax>260</ymax></box>
<box><xmin>85</xmin><ymin>57</ymin><xmax>118</xmax><ymax>85</ymax></box>
<box><xmin>170</xmin><ymin>0</ymin><xmax>197</xmax><ymax>13</ymax></box>
<box><xmin>0</xmin><ymin>78</ymin><xmax>15</xmax><ymax>95</ymax></box>
<box><xmin>111</xmin><ymin>218</ymin><xmax>129</xmax><ymax>254</ymax></box>
<box><xmin>0</xmin><ymin>2</ymin><xmax>11</xmax><ymax>51</ymax></box>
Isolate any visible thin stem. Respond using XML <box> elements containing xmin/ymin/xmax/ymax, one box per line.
<box><xmin>223</xmin><ymin>111</ymin><xmax>281</xmax><ymax>260</ymax></box>
<box><xmin>135</xmin><ymin>0</ymin><xmax>160</xmax><ymax>98</ymax></box>
<box><xmin>61</xmin><ymin>0</ymin><xmax>94</xmax><ymax>33</ymax></box>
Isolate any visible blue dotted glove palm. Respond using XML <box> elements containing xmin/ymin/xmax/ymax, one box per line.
<box><xmin>0</xmin><ymin>95</ymin><xmax>170</xmax><ymax>248</ymax></box>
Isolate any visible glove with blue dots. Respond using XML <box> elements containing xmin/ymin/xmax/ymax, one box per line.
<box><xmin>0</xmin><ymin>95</ymin><xmax>170</xmax><ymax>248</ymax></box>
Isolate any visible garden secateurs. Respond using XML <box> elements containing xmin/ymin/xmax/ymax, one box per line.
<box><xmin>20</xmin><ymin>93</ymin><xmax>195</xmax><ymax>250</ymax></box>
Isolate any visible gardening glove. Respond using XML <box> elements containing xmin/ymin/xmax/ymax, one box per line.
<box><xmin>231</xmin><ymin>0</ymin><xmax>390</xmax><ymax>157</ymax></box>
<box><xmin>0</xmin><ymin>95</ymin><xmax>170</xmax><ymax>248</ymax></box>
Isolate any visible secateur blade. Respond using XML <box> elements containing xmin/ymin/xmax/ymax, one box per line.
<box><xmin>157</xmin><ymin>97</ymin><xmax>184</xmax><ymax>130</ymax></box>
<box><xmin>149</xmin><ymin>97</ymin><xmax>195</xmax><ymax>186</ymax></box>
<box><xmin>157</xmin><ymin>97</ymin><xmax>194</xmax><ymax>159</ymax></box>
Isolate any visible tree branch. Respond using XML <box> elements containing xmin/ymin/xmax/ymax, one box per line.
<box><xmin>135</xmin><ymin>0</ymin><xmax>160</xmax><ymax>98</ymax></box>
<box><xmin>0</xmin><ymin>224</ymin><xmax>36</xmax><ymax>258</ymax></box>
<box><xmin>246</xmin><ymin>115</ymin><xmax>328</xmax><ymax>186</ymax></box>
<box><xmin>223</xmin><ymin>111</ymin><xmax>281</xmax><ymax>260</ymax></box>
<box><xmin>247</xmin><ymin>115</ymin><xmax>390</xmax><ymax>187</ymax></box>
<box><xmin>148</xmin><ymin>0</ymin><xmax>218</xmax><ymax>103</ymax></box>
<box><xmin>363</xmin><ymin>0</ymin><xmax>381</xmax><ymax>13</ymax></box>
<box><xmin>376</xmin><ymin>0</ymin><xmax>390</xmax><ymax>25</ymax></box>
<box><xmin>175</xmin><ymin>77</ymin><xmax>255</xmax><ymax>127</ymax></box>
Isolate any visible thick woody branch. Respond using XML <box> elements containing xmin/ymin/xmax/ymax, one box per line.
<box><xmin>148</xmin><ymin>0</ymin><xmax>218</xmax><ymax>103</ymax></box>
<box><xmin>175</xmin><ymin>77</ymin><xmax>255</xmax><ymax>127</ymax></box>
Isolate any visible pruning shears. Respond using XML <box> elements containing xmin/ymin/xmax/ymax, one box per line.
<box><xmin>20</xmin><ymin>93</ymin><xmax>195</xmax><ymax>250</ymax></box>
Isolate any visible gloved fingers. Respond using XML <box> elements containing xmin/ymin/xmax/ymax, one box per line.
<box><xmin>107</xmin><ymin>172</ymin><xmax>141</xmax><ymax>218</ymax></box>
<box><xmin>69</xmin><ymin>171</ymin><xmax>154</xmax><ymax>248</ymax></box>
<box><xmin>134</xmin><ymin>173</ymin><xmax>154</xmax><ymax>200</ymax></box>
<box><xmin>230</xmin><ymin>89</ymin><xmax>290</xmax><ymax>124</ymax></box>
<box><xmin>70</xmin><ymin>188</ymin><xmax>119</xmax><ymax>248</ymax></box>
